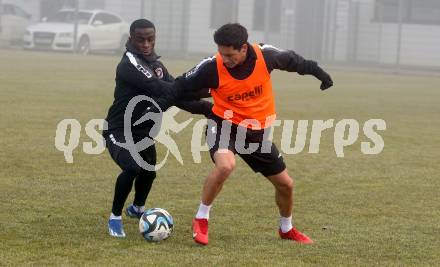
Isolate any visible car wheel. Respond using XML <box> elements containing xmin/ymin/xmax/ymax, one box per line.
<box><xmin>77</xmin><ymin>36</ymin><xmax>90</xmax><ymax>55</ymax></box>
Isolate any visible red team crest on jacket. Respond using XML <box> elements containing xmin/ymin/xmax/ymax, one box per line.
<box><xmin>155</xmin><ymin>68</ymin><xmax>164</xmax><ymax>79</ymax></box>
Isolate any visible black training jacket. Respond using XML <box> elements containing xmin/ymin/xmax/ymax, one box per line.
<box><xmin>105</xmin><ymin>42</ymin><xmax>212</xmax><ymax>136</ymax></box>
<box><xmin>173</xmin><ymin>43</ymin><xmax>328</xmax><ymax>96</ymax></box>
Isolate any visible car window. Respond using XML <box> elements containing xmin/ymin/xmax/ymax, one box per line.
<box><xmin>93</xmin><ymin>12</ymin><xmax>121</xmax><ymax>25</ymax></box>
<box><xmin>12</xmin><ymin>5</ymin><xmax>29</xmax><ymax>18</ymax></box>
<box><xmin>47</xmin><ymin>11</ymin><xmax>92</xmax><ymax>24</ymax></box>
<box><xmin>105</xmin><ymin>13</ymin><xmax>122</xmax><ymax>24</ymax></box>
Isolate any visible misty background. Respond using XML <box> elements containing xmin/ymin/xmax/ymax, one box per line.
<box><xmin>1</xmin><ymin>0</ymin><xmax>439</xmax><ymax>71</ymax></box>
<box><xmin>1</xmin><ymin>3</ymin><xmax>440</xmax><ymax>265</ymax></box>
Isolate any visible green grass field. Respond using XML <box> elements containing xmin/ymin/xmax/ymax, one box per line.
<box><xmin>0</xmin><ymin>49</ymin><xmax>439</xmax><ymax>266</ymax></box>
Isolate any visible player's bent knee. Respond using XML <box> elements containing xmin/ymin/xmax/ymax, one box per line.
<box><xmin>216</xmin><ymin>162</ymin><xmax>235</xmax><ymax>177</ymax></box>
<box><xmin>275</xmin><ymin>177</ymin><xmax>293</xmax><ymax>192</ymax></box>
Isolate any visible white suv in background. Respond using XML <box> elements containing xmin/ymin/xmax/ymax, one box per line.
<box><xmin>23</xmin><ymin>9</ymin><xmax>129</xmax><ymax>54</ymax></box>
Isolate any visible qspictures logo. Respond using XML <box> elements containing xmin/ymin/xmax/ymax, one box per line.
<box><xmin>54</xmin><ymin>96</ymin><xmax>386</xmax><ymax>171</ymax></box>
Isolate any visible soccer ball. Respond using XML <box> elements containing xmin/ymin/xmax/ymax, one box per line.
<box><xmin>139</xmin><ymin>208</ymin><xmax>174</xmax><ymax>242</ymax></box>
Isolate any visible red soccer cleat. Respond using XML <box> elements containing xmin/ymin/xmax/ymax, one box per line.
<box><xmin>192</xmin><ymin>218</ymin><xmax>209</xmax><ymax>245</ymax></box>
<box><xmin>279</xmin><ymin>227</ymin><xmax>314</xmax><ymax>244</ymax></box>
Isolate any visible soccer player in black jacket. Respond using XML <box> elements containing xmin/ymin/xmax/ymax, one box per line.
<box><xmin>103</xmin><ymin>19</ymin><xmax>212</xmax><ymax>238</ymax></box>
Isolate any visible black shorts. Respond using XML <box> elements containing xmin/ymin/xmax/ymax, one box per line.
<box><xmin>206</xmin><ymin>114</ymin><xmax>286</xmax><ymax>177</ymax></box>
<box><xmin>103</xmin><ymin>130</ymin><xmax>156</xmax><ymax>173</ymax></box>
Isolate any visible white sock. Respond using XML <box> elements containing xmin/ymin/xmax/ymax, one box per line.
<box><xmin>133</xmin><ymin>205</ymin><xmax>145</xmax><ymax>213</ymax></box>
<box><xmin>280</xmin><ymin>216</ymin><xmax>293</xmax><ymax>233</ymax></box>
<box><xmin>195</xmin><ymin>202</ymin><xmax>212</xmax><ymax>219</ymax></box>
<box><xmin>110</xmin><ymin>213</ymin><xmax>122</xmax><ymax>220</ymax></box>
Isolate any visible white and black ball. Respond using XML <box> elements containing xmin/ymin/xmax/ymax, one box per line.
<box><xmin>139</xmin><ymin>208</ymin><xmax>174</xmax><ymax>242</ymax></box>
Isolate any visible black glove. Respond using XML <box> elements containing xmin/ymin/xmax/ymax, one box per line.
<box><xmin>314</xmin><ymin>67</ymin><xmax>333</xmax><ymax>90</ymax></box>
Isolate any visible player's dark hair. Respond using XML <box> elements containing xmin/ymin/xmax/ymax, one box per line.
<box><xmin>213</xmin><ymin>23</ymin><xmax>248</xmax><ymax>50</ymax></box>
<box><xmin>130</xmin><ymin>19</ymin><xmax>155</xmax><ymax>35</ymax></box>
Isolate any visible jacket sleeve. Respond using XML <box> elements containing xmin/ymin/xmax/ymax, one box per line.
<box><xmin>175</xmin><ymin>99</ymin><xmax>213</xmax><ymax>116</ymax></box>
<box><xmin>157</xmin><ymin>61</ymin><xmax>213</xmax><ymax>115</ymax></box>
<box><xmin>260</xmin><ymin>43</ymin><xmax>320</xmax><ymax>75</ymax></box>
<box><xmin>260</xmin><ymin>44</ymin><xmax>333</xmax><ymax>90</ymax></box>
<box><xmin>172</xmin><ymin>56</ymin><xmax>218</xmax><ymax>101</ymax></box>
<box><xmin>117</xmin><ymin>54</ymin><xmax>176</xmax><ymax>111</ymax></box>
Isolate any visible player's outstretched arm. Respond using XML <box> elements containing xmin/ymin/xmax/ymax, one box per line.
<box><xmin>260</xmin><ymin>44</ymin><xmax>333</xmax><ymax>90</ymax></box>
<box><xmin>313</xmin><ymin>66</ymin><xmax>333</xmax><ymax>90</ymax></box>
<box><xmin>175</xmin><ymin>99</ymin><xmax>213</xmax><ymax>116</ymax></box>
<box><xmin>158</xmin><ymin>61</ymin><xmax>214</xmax><ymax>116</ymax></box>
